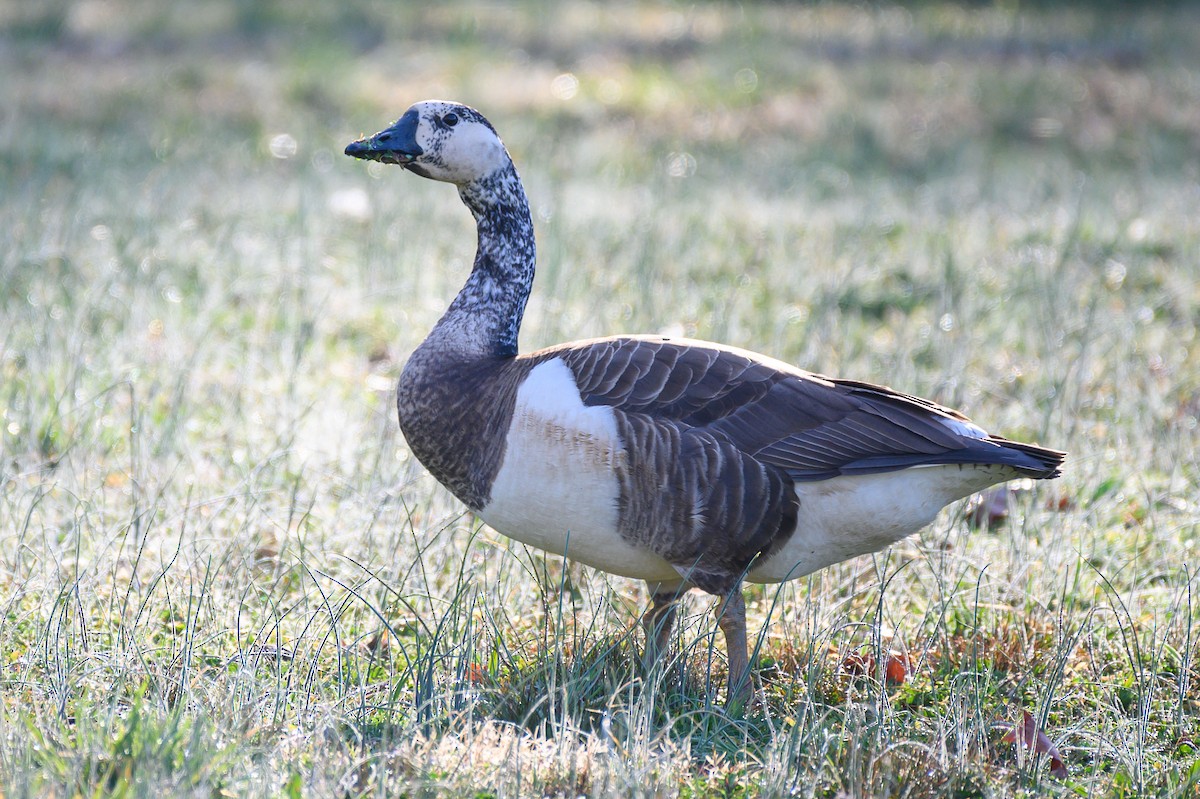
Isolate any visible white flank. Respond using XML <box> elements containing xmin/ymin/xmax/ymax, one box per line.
<box><xmin>748</xmin><ymin>463</ymin><xmax>1016</xmax><ymax>584</ymax></box>
<box><xmin>480</xmin><ymin>358</ymin><xmax>679</xmax><ymax>582</ymax></box>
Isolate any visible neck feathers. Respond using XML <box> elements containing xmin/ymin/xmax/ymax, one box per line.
<box><xmin>428</xmin><ymin>162</ymin><xmax>535</xmax><ymax>359</ymax></box>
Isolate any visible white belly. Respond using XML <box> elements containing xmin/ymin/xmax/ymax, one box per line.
<box><xmin>748</xmin><ymin>464</ymin><xmax>1015</xmax><ymax>584</ymax></box>
<box><xmin>479</xmin><ymin>358</ymin><xmax>678</xmax><ymax>582</ymax></box>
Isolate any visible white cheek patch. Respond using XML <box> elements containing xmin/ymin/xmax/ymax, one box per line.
<box><xmin>453</xmin><ymin>131</ymin><xmax>507</xmax><ymax>177</ymax></box>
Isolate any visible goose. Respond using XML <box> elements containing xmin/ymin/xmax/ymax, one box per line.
<box><xmin>345</xmin><ymin>100</ymin><xmax>1065</xmax><ymax>704</ymax></box>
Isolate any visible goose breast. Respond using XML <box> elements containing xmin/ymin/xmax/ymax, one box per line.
<box><xmin>480</xmin><ymin>357</ymin><xmax>681</xmax><ymax>582</ymax></box>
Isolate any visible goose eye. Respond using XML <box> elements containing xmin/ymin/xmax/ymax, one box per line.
<box><xmin>442</xmin><ymin>112</ymin><xmax>459</xmax><ymax>127</ymax></box>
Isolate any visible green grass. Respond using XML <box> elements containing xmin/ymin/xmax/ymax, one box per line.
<box><xmin>2</xmin><ymin>0</ymin><xmax>1200</xmax><ymax>796</ymax></box>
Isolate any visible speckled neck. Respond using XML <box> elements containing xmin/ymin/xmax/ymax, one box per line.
<box><xmin>425</xmin><ymin>161</ymin><xmax>535</xmax><ymax>359</ymax></box>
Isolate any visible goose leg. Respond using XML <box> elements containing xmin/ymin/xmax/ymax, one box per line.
<box><xmin>641</xmin><ymin>589</ymin><xmax>680</xmax><ymax>668</ymax></box>
<box><xmin>715</xmin><ymin>589</ymin><xmax>752</xmax><ymax>706</ymax></box>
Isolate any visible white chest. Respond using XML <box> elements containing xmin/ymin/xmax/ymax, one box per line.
<box><xmin>479</xmin><ymin>358</ymin><xmax>678</xmax><ymax>582</ymax></box>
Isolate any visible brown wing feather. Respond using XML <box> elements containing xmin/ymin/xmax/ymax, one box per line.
<box><xmin>547</xmin><ymin>335</ymin><xmax>1063</xmax><ymax>481</ymax></box>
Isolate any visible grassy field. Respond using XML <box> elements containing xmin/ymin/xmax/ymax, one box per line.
<box><xmin>3</xmin><ymin>1</ymin><xmax>1200</xmax><ymax>796</ymax></box>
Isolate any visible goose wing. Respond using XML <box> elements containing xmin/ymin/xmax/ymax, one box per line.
<box><xmin>550</xmin><ymin>335</ymin><xmax>1063</xmax><ymax>481</ymax></box>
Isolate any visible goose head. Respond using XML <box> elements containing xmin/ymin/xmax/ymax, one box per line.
<box><xmin>344</xmin><ymin>100</ymin><xmax>508</xmax><ymax>185</ymax></box>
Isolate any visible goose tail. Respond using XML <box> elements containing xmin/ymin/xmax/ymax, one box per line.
<box><xmin>987</xmin><ymin>436</ymin><xmax>1066</xmax><ymax>479</ymax></box>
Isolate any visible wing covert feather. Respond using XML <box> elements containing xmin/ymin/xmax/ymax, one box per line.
<box><xmin>542</xmin><ymin>336</ymin><xmax>1061</xmax><ymax>480</ymax></box>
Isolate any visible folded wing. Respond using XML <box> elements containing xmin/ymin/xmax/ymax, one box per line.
<box><xmin>550</xmin><ymin>336</ymin><xmax>1064</xmax><ymax>482</ymax></box>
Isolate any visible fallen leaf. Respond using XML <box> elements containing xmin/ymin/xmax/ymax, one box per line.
<box><xmin>1001</xmin><ymin>710</ymin><xmax>1068</xmax><ymax>777</ymax></box>
<box><xmin>884</xmin><ymin>653</ymin><xmax>910</xmax><ymax>684</ymax></box>
<box><xmin>362</xmin><ymin>631</ymin><xmax>390</xmax><ymax>655</ymax></box>
<box><xmin>1046</xmin><ymin>494</ymin><xmax>1074</xmax><ymax>512</ymax></box>
<box><xmin>967</xmin><ymin>486</ymin><xmax>1014</xmax><ymax>528</ymax></box>
<box><xmin>840</xmin><ymin>651</ymin><xmax>871</xmax><ymax>676</ymax></box>
<box><xmin>839</xmin><ymin>650</ymin><xmax>909</xmax><ymax>684</ymax></box>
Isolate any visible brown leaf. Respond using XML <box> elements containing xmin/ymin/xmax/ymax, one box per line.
<box><xmin>884</xmin><ymin>653</ymin><xmax>910</xmax><ymax>685</ymax></box>
<box><xmin>1046</xmin><ymin>494</ymin><xmax>1074</xmax><ymax>512</ymax></box>
<box><xmin>362</xmin><ymin>631</ymin><xmax>391</xmax><ymax>655</ymax></box>
<box><xmin>967</xmin><ymin>486</ymin><xmax>1014</xmax><ymax>528</ymax></box>
<box><xmin>840</xmin><ymin>651</ymin><xmax>871</xmax><ymax>676</ymax></box>
<box><xmin>839</xmin><ymin>650</ymin><xmax>909</xmax><ymax>684</ymax></box>
<box><xmin>1001</xmin><ymin>710</ymin><xmax>1068</xmax><ymax>778</ymax></box>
